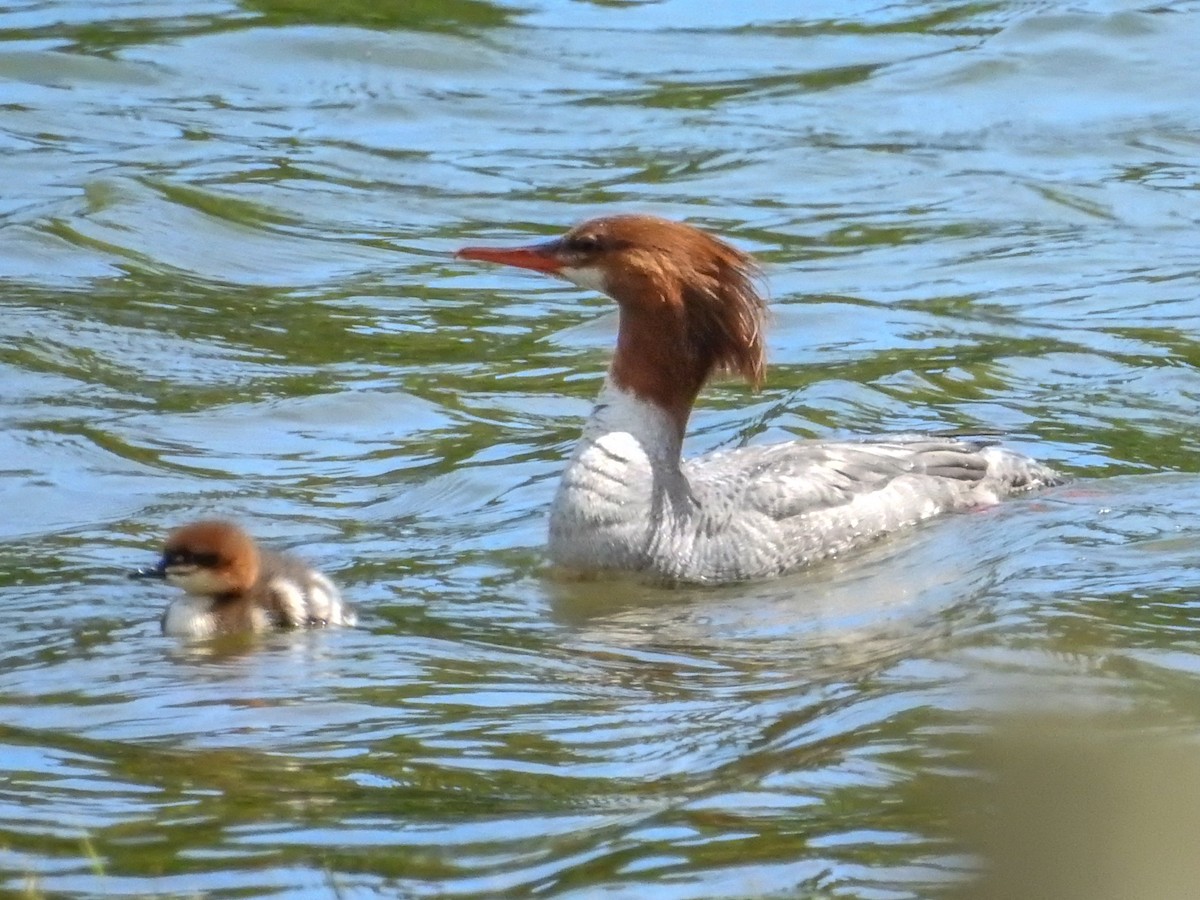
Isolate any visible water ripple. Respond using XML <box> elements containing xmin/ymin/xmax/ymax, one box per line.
<box><xmin>3</xmin><ymin>1</ymin><xmax>1200</xmax><ymax>897</ymax></box>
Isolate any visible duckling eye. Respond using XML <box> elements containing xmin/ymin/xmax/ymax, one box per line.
<box><xmin>165</xmin><ymin>549</ymin><xmax>220</xmax><ymax>567</ymax></box>
<box><xmin>565</xmin><ymin>233</ymin><xmax>602</xmax><ymax>254</ymax></box>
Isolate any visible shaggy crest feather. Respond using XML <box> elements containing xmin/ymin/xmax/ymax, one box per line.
<box><xmin>591</xmin><ymin>215</ymin><xmax>767</xmax><ymax>390</ymax></box>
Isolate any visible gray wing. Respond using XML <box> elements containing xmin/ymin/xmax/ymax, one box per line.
<box><xmin>686</xmin><ymin>435</ymin><xmax>992</xmax><ymax>522</ymax></box>
<box><xmin>261</xmin><ymin>550</ymin><xmax>351</xmax><ymax>627</ymax></box>
<box><xmin>260</xmin><ymin>550</ymin><xmax>320</xmax><ymax>627</ymax></box>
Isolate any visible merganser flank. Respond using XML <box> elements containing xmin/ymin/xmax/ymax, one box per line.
<box><xmin>130</xmin><ymin>520</ymin><xmax>355</xmax><ymax>637</ymax></box>
<box><xmin>458</xmin><ymin>214</ymin><xmax>1063</xmax><ymax>584</ymax></box>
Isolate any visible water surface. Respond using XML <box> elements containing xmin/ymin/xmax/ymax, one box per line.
<box><xmin>3</xmin><ymin>1</ymin><xmax>1200</xmax><ymax>896</ymax></box>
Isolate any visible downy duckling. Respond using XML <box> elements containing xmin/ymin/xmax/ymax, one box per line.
<box><xmin>130</xmin><ymin>520</ymin><xmax>354</xmax><ymax>637</ymax></box>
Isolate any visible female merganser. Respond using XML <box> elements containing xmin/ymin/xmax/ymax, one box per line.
<box><xmin>458</xmin><ymin>214</ymin><xmax>1062</xmax><ymax>583</ymax></box>
<box><xmin>130</xmin><ymin>520</ymin><xmax>355</xmax><ymax>637</ymax></box>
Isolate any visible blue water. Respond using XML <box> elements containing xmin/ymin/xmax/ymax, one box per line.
<box><xmin>2</xmin><ymin>1</ymin><xmax>1200</xmax><ymax>897</ymax></box>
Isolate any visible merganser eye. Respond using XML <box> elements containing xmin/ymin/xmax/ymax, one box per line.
<box><xmin>566</xmin><ymin>233</ymin><xmax>601</xmax><ymax>253</ymax></box>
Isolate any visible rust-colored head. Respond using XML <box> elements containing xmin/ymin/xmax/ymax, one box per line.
<box><xmin>131</xmin><ymin>520</ymin><xmax>261</xmax><ymax>596</ymax></box>
<box><xmin>458</xmin><ymin>215</ymin><xmax>767</xmax><ymax>431</ymax></box>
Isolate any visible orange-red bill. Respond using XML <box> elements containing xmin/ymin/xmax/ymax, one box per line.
<box><xmin>456</xmin><ymin>239</ymin><xmax>565</xmax><ymax>273</ymax></box>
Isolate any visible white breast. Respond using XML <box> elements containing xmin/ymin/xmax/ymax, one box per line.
<box><xmin>161</xmin><ymin>596</ymin><xmax>219</xmax><ymax>638</ymax></box>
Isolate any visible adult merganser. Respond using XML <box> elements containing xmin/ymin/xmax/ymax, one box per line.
<box><xmin>130</xmin><ymin>520</ymin><xmax>355</xmax><ymax>637</ymax></box>
<box><xmin>458</xmin><ymin>214</ymin><xmax>1062</xmax><ymax>584</ymax></box>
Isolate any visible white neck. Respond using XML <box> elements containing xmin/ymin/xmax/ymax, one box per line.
<box><xmin>549</xmin><ymin>379</ymin><xmax>693</xmax><ymax>571</ymax></box>
<box><xmin>578</xmin><ymin>379</ymin><xmax>683</xmax><ymax>468</ymax></box>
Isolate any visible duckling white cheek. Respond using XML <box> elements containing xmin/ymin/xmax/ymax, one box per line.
<box><xmin>167</xmin><ymin>568</ymin><xmax>228</xmax><ymax>596</ymax></box>
<box><xmin>560</xmin><ymin>265</ymin><xmax>608</xmax><ymax>294</ymax></box>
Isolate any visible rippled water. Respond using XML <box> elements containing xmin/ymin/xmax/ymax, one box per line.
<box><xmin>4</xmin><ymin>0</ymin><xmax>1200</xmax><ymax>896</ymax></box>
